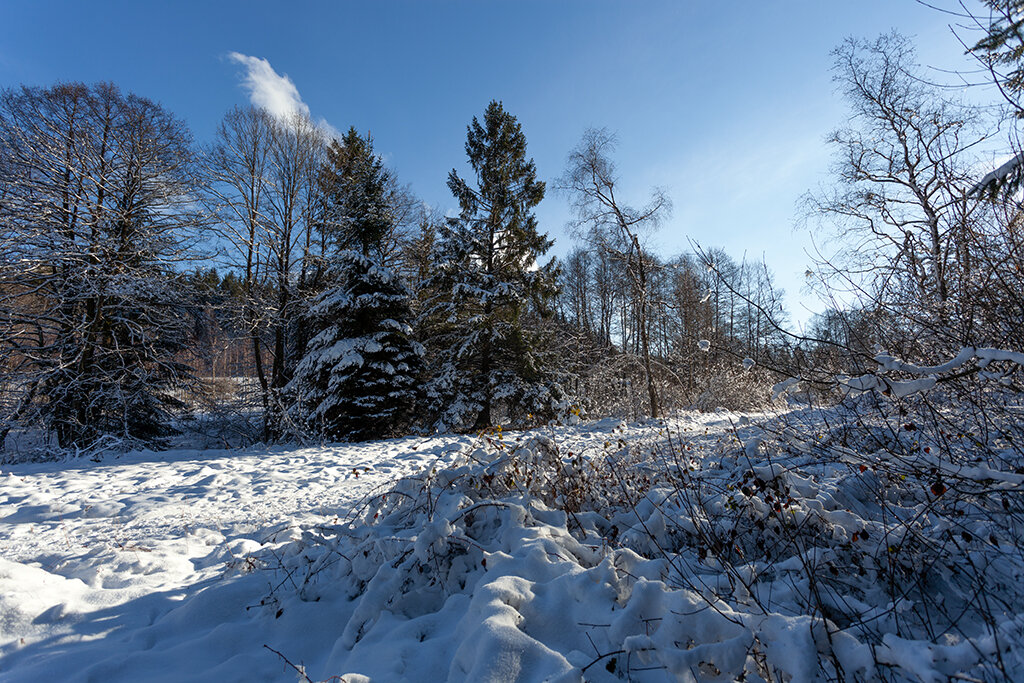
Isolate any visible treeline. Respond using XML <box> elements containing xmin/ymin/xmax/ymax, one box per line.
<box><xmin>554</xmin><ymin>243</ymin><xmax>789</xmax><ymax>417</ymax></box>
<box><xmin>5</xmin><ymin>21</ymin><xmax>1023</xmax><ymax>452</ymax></box>
<box><xmin>0</xmin><ymin>81</ymin><xmax>793</xmax><ymax>452</ymax></box>
<box><xmin>0</xmin><ymin>89</ymin><xmax>563</xmax><ymax>449</ymax></box>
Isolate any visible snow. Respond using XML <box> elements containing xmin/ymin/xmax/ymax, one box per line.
<box><xmin>977</xmin><ymin>346</ymin><xmax>1024</xmax><ymax>367</ymax></box>
<box><xmin>0</xmin><ymin>437</ymin><xmax>465</xmax><ymax>681</ymax></box>
<box><xmin>771</xmin><ymin>377</ymin><xmax>800</xmax><ymax>399</ymax></box>
<box><xmin>1</xmin><ymin>408</ymin><xmax>1021</xmax><ymax>681</ymax></box>
<box><xmin>840</xmin><ymin>347</ymin><xmax>1024</xmax><ymax>400</ymax></box>
<box><xmin>969</xmin><ymin>152</ymin><xmax>1024</xmax><ymax>196</ymax></box>
<box><xmin>874</xmin><ymin>347</ymin><xmax>975</xmax><ymax>375</ymax></box>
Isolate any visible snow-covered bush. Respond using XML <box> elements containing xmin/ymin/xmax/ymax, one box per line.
<box><xmin>257</xmin><ymin>356</ymin><xmax>1024</xmax><ymax>681</ymax></box>
<box><xmin>692</xmin><ymin>361</ymin><xmax>776</xmax><ymax>412</ymax></box>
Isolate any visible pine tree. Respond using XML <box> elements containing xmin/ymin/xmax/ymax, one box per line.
<box><xmin>422</xmin><ymin>101</ymin><xmax>562</xmax><ymax>432</ymax></box>
<box><xmin>286</xmin><ymin>128</ymin><xmax>421</xmax><ymax>440</ymax></box>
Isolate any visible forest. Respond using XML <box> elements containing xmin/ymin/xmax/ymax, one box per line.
<box><xmin>0</xmin><ymin>85</ymin><xmax>799</xmax><ymax>452</ymax></box>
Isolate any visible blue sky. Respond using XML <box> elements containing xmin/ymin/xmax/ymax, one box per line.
<box><xmin>0</xmin><ymin>1</ymin><xmax>983</xmax><ymax>326</ymax></box>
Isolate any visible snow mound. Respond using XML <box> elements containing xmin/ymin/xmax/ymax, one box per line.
<box><xmin>258</xmin><ymin>411</ymin><xmax>1024</xmax><ymax>681</ymax></box>
<box><xmin>2</xmin><ymin>406</ymin><xmax>1022</xmax><ymax>681</ymax></box>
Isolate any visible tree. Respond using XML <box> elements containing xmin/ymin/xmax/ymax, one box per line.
<box><xmin>317</xmin><ymin>128</ymin><xmax>394</xmax><ymax>256</ymax></box>
<box><xmin>423</xmin><ymin>101</ymin><xmax>560</xmax><ymax>431</ymax></box>
<box><xmin>557</xmin><ymin>128</ymin><xmax>671</xmax><ymax>418</ymax></box>
<box><xmin>399</xmin><ymin>207</ymin><xmax>441</xmax><ymax>296</ymax></box>
<box><xmin>0</xmin><ymin>83</ymin><xmax>200</xmax><ymax>449</ymax></box>
<box><xmin>559</xmin><ymin>247</ymin><xmax>597</xmax><ymax>337</ymax></box>
<box><xmin>203</xmin><ymin>105</ymin><xmax>275</xmax><ymax>430</ymax></box>
<box><xmin>805</xmin><ymin>34</ymin><xmax>987</xmax><ymax>352</ymax></box>
<box><xmin>203</xmin><ymin>106</ymin><xmax>324</xmax><ymax>439</ymax></box>
<box><xmin>287</xmin><ymin>252</ymin><xmax>421</xmax><ymax>440</ymax></box>
<box><xmin>286</xmin><ymin>129</ymin><xmax>421</xmax><ymax>440</ymax></box>
<box><xmin>264</xmin><ymin>113</ymin><xmax>323</xmax><ymax>406</ymax></box>
<box><xmin>969</xmin><ymin>0</ymin><xmax>1024</xmax><ymax>118</ymax></box>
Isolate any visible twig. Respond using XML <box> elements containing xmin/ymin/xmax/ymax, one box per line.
<box><xmin>263</xmin><ymin>644</ymin><xmax>314</xmax><ymax>682</ymax></box>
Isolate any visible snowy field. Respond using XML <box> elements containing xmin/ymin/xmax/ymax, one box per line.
<box><xmin>1</xmin><ymin>408</ymin><xmax>1021</xmax><ymax>682</ymax></box>
<box><xmin>0</xmin><ymin>433</ymin><xmax>468</xmax><ymax>681</ymax></box>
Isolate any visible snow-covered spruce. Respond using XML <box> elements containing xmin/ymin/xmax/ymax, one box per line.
<box><xmin>419</xmin><ymin>101</ymin><xmax>565</xmax><ymax>433</ymax></box>
<box><xmin>286</xmin><ymin>250</ymin><xmax>422</xmax><ymax>441</ymax></box>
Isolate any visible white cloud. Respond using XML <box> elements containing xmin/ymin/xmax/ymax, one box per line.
<box><xmin>227</xmin><ymin>52</ymin><xmax>343</xmax><ymax>142</ymax></box>
<box><xmin>227</xmin><ymin>52</ymin><xmax>310</xmax><ymax>121</ymax></box>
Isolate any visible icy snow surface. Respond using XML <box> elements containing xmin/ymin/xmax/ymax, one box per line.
<box><xmin>0</xmin><ymin>436</ymin><xmax>467</xmax><ymax>681</ymax></box>
<box><xmin>1</xmin><ymin>409</ymin><xmax>1021</xmax><ymax>682</ymax></box>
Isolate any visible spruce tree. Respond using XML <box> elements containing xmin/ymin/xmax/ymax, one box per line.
<box><xmin>318</xmin><ymin>127</ymin><xmax>395</xmax><ymax>255</ymax></box>
<box><xmin>422</xmin><ymin>101</ymin><xmax>561</xmax><ymax>432</ymax></box>
<box><xmin>286</xmin><ymin>128</ymin><xmax>421</xmax><ymax>440</ymax></box>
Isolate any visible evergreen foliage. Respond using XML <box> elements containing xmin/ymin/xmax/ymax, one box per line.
<box><xmin>973</xmin><ymin>0</ymin><xmax>1024</xmax><ymax>112</ymax></box>
<box><xmin>965</xmin><ymin>1</ymin><xmax>1024</xmax><ymax>197</ymax></box>
<box><xmin>319</xmin><ymin>127</ymin><xmax>395</xmax><ymax>257</ymax></box>
<box><xmin>287</xmin><ymin>129</ymin><xmax>421</xmax><ymax>440</ymax></box>
<box><xmin>422</xmin><ymin>101</ymin><xmax>562</xmax><ymax>431</ymax></box>
<box><xmin>288</xmin><ymin>251</ymin><xmax>421</xmax><ymax>440</ymax></box>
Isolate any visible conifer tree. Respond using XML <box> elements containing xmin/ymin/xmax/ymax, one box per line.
<box><xmin>286</xmin><ymin>128</ymin><xmax>421</xmax><ymax>440</ymax></box>
<box><xmin>423</xmin><ymin>101</ymin><xmax>562</xmax><ymax>431</ymax></box>
<box><xmin>318</xmin><ymin>127</ymin><xmax>395</xmax><ymax>255</ymax></box>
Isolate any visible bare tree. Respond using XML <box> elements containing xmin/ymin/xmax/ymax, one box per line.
<box><xmin>0</xmin><ymin>83</ymin><xmax>201</xmax><ymax>449</ymax></box>
<box><xmin>203</xmin><ymin>106</ymin><xmax>275</xmax><ymax>426</ymax></box>
<box><xmin>559</xmin><ymin>247</ymin><xmax>595</xmax><ymax>336</ymax></box>
<box><xmin>202</xmin><ymin>107</ymin><xmax>325</xmax><ymax>438</ymax></box>
<box><xmin>557</xmin><ymin>128</ymin><xmax>671</xmax><ymax>417</ymax></box>
<box><xmin>263</xmin><ymin>113</ymin><xmax>323</xmax><ymax>403</ymax></box>
<box><xmin>805</xmin><ymin>33</ymin><xmax>988</xmax><ymax>352</ymax></box>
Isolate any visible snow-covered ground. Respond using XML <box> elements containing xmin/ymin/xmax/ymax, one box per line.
<box><xmin>1</xmin><ymin>408</ymin><xmax>1021</xmax><ymax>682</ymax></box>
<box><xmin>0</xmin><ymin>434</ymin><xmax>467</xmax><ymax>681</ymax></box>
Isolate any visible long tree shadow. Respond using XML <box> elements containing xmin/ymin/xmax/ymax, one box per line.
<box><xmin>1</xmin><ymin>562</ymin><xmax>345</xmax><ymax>683</ymax></box>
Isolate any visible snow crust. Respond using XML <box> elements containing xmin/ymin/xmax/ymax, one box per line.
<box><xmin>1</xmin><ymin>407</ymin><xmax>1021</xmax><ymax>681</ymax></box>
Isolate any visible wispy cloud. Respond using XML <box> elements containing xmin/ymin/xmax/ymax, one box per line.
<box><xmin>227</xmin><ymin>52</ymin><xmax>342</xmax><ymax>141</ymax></box>
<box><xmin>228</xmin><ymin>52</ymin><xmax>310</xmax><ymax>120</ymax></box>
